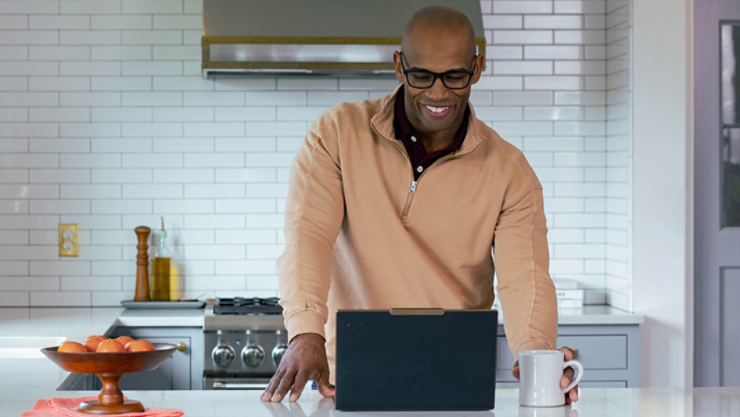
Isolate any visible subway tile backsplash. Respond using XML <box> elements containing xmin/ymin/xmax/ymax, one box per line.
<box><xmin>0</xmin><ymin>0</ymin><xmax>632</xmax><ymax>310</ymax></box>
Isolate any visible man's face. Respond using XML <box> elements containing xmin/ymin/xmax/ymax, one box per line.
<box><xmin>393</xmin><ymin>32</ymin><xmax>483</xmax><ymax>137</ymax></box>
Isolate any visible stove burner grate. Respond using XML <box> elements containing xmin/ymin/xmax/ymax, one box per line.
<box><xmin>214</xmin><ymin>297</ymin><xmax>283</xmax><ymax>315</ymax></box>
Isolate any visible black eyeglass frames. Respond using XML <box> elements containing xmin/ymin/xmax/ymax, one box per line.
<box><xmin>398</xmin><ymin>51</ymin><xmax>477</xmax><ymax>90</ymax></box>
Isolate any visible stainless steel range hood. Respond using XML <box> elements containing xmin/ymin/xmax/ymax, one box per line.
<box><xmin>201</xmin><ymin>0</ymin><xmax>486</xmax><ymax>78</ymax></box>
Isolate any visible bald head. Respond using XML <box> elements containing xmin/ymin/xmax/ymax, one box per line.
<box><xmin>401</xmin><ymin>6</ymin><xmax>476</xmax><ymax>58</ymax></box>
<box><xmin>393</xmin><ymin>6</ymin><xmax>482</xmax><ymax>143</ymax></box>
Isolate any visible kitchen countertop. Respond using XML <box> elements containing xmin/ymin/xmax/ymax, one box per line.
<box><xmin>1</xmin><ymin>386</ymin><xmax>739</xmax><ymax>417</ymax></box>
<box><xmin>116</xmin><ymin>307</ymin><xmax>206</xmax><ymax>328</ymax></box>
<box><xmin>0</xmin><ymin>307</ymin><xmax>203</xmax><ymax>341</ymax></box>
<box><xmin>553</xmin><ymin>305</ymin><xmax>644</xmax><ymax>325</ymax></box>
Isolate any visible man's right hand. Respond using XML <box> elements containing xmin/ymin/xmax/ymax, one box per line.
<box><xmin>260</xmin><ymin>333</ymin><xmax>335</xmax><ymax>402</ymax></box>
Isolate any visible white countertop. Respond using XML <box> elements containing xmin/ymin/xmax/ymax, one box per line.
<box><xmin>553</xmin><ymin>305</ymin><xmax>644</xmax><ymax>325</ymax></box>
<box><xmin>115</xmin><ymin>307</ymin><xmax>206</xmax><ymax>328</ymax></box>
<box><xmin>0</xmin><ymin>307</ymin><xmax>203</xmax><ymax>340</ymax></box>
<box><xmin>1</xmin><ymin>386</ymin><xmax>738</xmax><ymax>417</ymax></box>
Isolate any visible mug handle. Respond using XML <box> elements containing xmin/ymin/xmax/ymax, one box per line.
<box><xmin>561</xmin><ymin>360</ymin><xmax>584</xmax><ymax>394</ymax></box>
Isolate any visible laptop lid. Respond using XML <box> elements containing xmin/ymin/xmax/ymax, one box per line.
<box><xmin>335</xmin><ymin>308</ymin><xmax>498</xmax><ymax>411</ymax></box>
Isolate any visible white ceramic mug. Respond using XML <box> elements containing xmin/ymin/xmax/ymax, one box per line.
<box><xmin>518</xmin><ymin>350</ymin><xmax>584</xmax><ymax>407</ymax></box>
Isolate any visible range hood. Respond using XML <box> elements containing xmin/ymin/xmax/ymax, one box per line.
<box><xmin>201</xmin><ymin>0</ymin><xmax>485</xmax><ymax>78</ymax></box>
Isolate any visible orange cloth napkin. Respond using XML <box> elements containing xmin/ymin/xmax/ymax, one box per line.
<box><xmin>21</xmin><ymin>397</ymin><xmax>184</xmax><ymax>417</ymax></box>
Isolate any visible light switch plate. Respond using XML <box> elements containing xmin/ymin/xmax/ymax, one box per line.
<box><xmin>59</xmin><ymin>224</ymin><xmax>78</xmax><ymax>257</ymax></box>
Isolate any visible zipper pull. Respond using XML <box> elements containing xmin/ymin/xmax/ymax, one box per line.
<box><xmin>409</xmin><ymin>181</ymin><xmax>417</xmax><ymax>194</ymax></box>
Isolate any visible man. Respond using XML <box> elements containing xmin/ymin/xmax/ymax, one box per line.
<box><xmin>261</xmin><ymin>6</ymin><xmax>580</xmax><ymax>405</ymax></box>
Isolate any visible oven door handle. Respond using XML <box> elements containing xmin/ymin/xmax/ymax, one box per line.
<box><xmin>212</xmin><ymin>382</ymin><xmax>270</xmax><ymax>390</ymax></box>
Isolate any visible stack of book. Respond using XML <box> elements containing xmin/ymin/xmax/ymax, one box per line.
<box><xmin>553</xmin><ymin>279</ymin><xmax>584</xmax><ymax>308</ymax></box>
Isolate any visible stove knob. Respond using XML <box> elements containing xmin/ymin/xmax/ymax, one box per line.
<box><xmin>242</xmin><ymin>344</ymin><xmax>265</xmax><ymax>368</ymax></box>
<box><xmin>272</xmin><ymin>344</ymin><xmax>288</xmax><ymax>365</ymax></box>
<box><xmin>212</xmin><ymin>346</ymin><xmax>235</xmax><ymax>368</ymax></box>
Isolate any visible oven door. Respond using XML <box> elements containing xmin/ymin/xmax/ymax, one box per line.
<box><xmin>204</xmin><ymin>376</ymin><xmax>272</xmax><ymax>390</ymax></box>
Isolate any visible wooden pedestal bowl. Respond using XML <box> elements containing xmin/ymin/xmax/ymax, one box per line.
<box><xmin>41</xmin><ymin>343</ymin><xmax>177</xmax><ymax>415</ymax></box>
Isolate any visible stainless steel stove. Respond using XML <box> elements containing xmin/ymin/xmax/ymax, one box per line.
<box><xmin>203</xmin><ymin>297</ymin><xmax>287</xmax><ymax>390</ymax></box>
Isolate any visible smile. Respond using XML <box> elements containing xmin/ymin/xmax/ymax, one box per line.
<box><xmin>424</xmin><ymin>105</ymin><xmax>452</xmax><ymax>117</ymax></box>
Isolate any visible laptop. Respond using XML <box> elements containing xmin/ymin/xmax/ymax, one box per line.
<box><xmin>334</xmin><ymin>308</ymin><xmax>498</xmax><ymax>411</ymax></box>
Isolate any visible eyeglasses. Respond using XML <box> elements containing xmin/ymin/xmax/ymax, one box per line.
<box><xmin>398</xmin><ymin>51</ymin><xmax>477</xmax><ymax>90</ymax></box>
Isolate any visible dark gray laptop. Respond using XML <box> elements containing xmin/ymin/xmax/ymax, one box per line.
<box><xmin>334</xmin><ymin>308</ymin><xmax>499</xmax><ymax>411</ymax></box>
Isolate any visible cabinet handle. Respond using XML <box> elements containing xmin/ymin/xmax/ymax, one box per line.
<box><xmin>177</xmin><ymin>342</ymin><xmax>187</xmax><ymax>352</ymax></box>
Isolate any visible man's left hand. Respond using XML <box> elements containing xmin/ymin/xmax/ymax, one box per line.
<box><xmin>512</xmin><ymin>346</ymin><xmax>579</xmax><ymax>405</ymax></box>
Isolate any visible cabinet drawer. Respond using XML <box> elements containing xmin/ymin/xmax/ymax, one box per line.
<box><xmin>497</xmin><ymin>335</ymin><xmax>627</xmax><ymax>370</ymax></box>
<box><xmin>115</xmin><ymin>336</ymin><xmax>192</xmax><ymax>390</ymax></box>
<box><xmin>497</xmin><ymin>337</ymin><xmax>515</xmax><ymax>370</ymax></box>
<box><xmin>557</xmin><ymin>335</ymin><xmax>627</xmax><ymax>369</ymax></box>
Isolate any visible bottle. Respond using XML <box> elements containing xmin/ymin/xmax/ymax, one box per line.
<box><xmin>152</xmin><ymin>217</ymin><xmax>171</xmax><ymax>301</ymax></box>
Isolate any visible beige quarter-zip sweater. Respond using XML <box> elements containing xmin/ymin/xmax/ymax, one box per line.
<box><xmin>278</xmin><ymin>85</ymin><xmax>558</xmax><ymax>383</ymax></box>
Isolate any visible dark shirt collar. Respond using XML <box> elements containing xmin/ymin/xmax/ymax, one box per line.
<box><xmin>393</xmin><ymin>86</ymin><xmax>470</xmax><ymax>180</ymax></box>
<box><xmin>393</xmin><ymin>85</ymin><xmax>469</xmax><ymax>158</ymax></box>
<box><xmin>394</xmin><ymin>85</ymin><xmax>418</xmax><ymax>143</ymax></box>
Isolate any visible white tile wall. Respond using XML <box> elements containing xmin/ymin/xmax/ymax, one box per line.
<box><xmin>0</xmin><ymin>0</ymin><xmax>631</xmax><ymax>309</ymax></box>
<box><xmin>603</xmin><ymin>0</ymin><xmax>632</xmax><ymax>310</ymax></box>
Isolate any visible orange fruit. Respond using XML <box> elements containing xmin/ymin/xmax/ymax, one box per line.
<box><xmin>126</xmin><ymin>340</ymin><xmax>154</xmax><ymax>352</ymax></box>
<box><xmin>96</xmin><ymin>339</ymin><xmax>126</xmax><ymax>353</ymax></box>
<box><xmin>84</xmin><ymin>336</ymin><xmax>106</xmax><ymax>352</ymax></box>
<box><xmin>58</xmin><ymin>342</ymin><xmax>87</xmax><ymax>353</ymax></box>
<box><xmin>115</xmin><ymin>336</ymin><xmax>134</xmax><ymax>346</ymax></box>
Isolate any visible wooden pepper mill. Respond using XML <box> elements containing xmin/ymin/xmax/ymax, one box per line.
<box><xmin>134</xmin><ymin>226</ymin><xmax>151</xmax><ymax>302</ymax></box>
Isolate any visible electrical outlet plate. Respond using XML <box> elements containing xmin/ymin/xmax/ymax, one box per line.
<box><xmin>59</xmin><ymin>224</ymin><xmax>79</xmax><ymax>257</ymax></box>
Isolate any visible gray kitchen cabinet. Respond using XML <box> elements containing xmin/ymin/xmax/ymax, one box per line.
<box><xmin>495</xmin><ymin>324</ymin><xmax>640</xmax><ymax>388</ymax></box>
<box><xmin>107</xmin><ymin>327</ymin><xmax>204</xmax><ymax>391</ymax></box>
<box><xmin>118</xmin><ymin>336</ymin><xmax>190</xmax><ymax>390</ymax></box>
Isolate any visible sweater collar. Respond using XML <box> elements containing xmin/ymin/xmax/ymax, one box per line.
<box><xmin>370</xmin><ymin>84</ymin><xmax>482</xmax><ymax>156</ymax></box>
